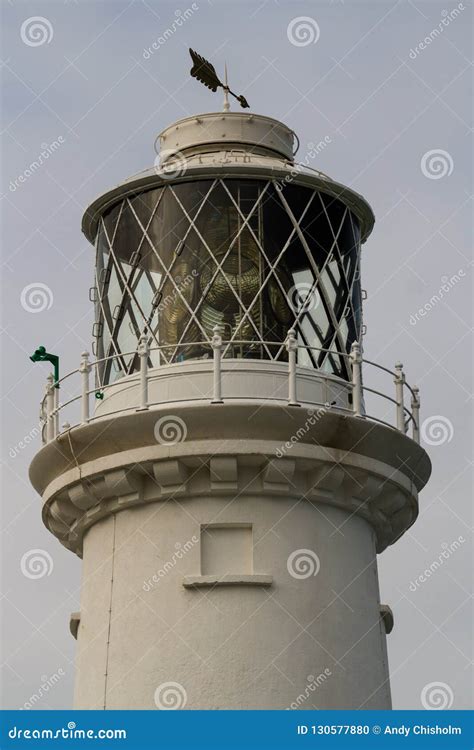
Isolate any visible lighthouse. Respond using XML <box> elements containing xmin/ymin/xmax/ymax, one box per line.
<box><xmin>29</xmin><ymin>90</ymin><xmax>431</xmax><ymax>709</ymax></box>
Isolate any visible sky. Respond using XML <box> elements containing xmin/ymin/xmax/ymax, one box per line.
<box><xmin>1</xmin><ymin>0</ymin><xmax>472</xmax><ymax>711</ymax></box>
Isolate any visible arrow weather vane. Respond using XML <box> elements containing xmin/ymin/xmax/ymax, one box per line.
<box><xmin>189</xmin><ymin>48</ymin><xmax>249</xmax><ymax>110</ymax></box>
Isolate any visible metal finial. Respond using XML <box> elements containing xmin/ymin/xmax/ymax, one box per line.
<box><xmin>223</xmin><ymin>63</ymin><xmax>230</xmax><ymax>112</ymax></box>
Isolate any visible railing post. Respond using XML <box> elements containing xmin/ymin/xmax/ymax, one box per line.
<box><xmin>394</xmin><ymin>362</ymin><xmax>406</xmax><ymax>433</ymax></box>
<box><xmin>211</xmin><ymin>325</ymin><xmax>224</xmax><ymax>404</ymax></box>
<box><xmin>137</xmin><ymin>334</ymin><xmax>149</xmax><ymax>411</ymax></box>
<box><xmin>411</xmin><ymin>385</ymin><xmax>420</xmax><ymax>443</ymax></box>
<box><xmin>286</xmin><ymin>328</ymin><xmax>299</xmax><ymax>406</ymax></box>
<box><xmin>80</xmin><ymin>351</ymin><xmax>91</xmax><ymax>423</ymax></box>
<box><xmin>350</xmin><ymin>341</ymin><xmax>363</xmax><ymax>417</ymax></box>
<box><xmin>54</xmin><ymin>386</ymin><xmax>60</xmax><ymax>436</ymax></box>
<box><xmin>41</xmin><ymin>383</ymin><xmax>48</xmax><ymax>445</ymax></box>
<box><xmin>46</xmin><ymin>373</ymin><xmax>55</xmax><ymax>442</ymax></box>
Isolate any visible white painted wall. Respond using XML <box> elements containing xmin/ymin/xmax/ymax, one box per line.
<box><xmin>74</xmin><ymin>494</ymin><xmax>391</xmax><ymax>710</ymax></box>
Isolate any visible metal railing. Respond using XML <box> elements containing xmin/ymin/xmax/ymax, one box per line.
<box><xmin>38</xmin><ymin>326</ymin><xmax>421</xmax><ymax>445</ymax></box>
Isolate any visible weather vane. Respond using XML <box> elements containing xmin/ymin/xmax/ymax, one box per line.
<box><xmin>189</xmin><ymin>48</ymin><xmax>249</xmax><ymax>110</ymax></box>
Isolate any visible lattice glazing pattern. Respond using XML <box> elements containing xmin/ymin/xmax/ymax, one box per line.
<box><xmin>92</xmin><ymin>179</ymin><xmax>362</xmax><ymax>384</ymax></box>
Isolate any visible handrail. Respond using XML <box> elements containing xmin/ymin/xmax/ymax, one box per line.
<box><xmin>37</xmin><ymin>341</ymin><xmax>352</xmax><ymax>414</ymax></box>
<box><xmin>42</xmin><ymin>339</ymin><xmax>368</xmax><ymax>388</ymax></box>
<box><xmin>37</xmin><ymin>332</ymin><xmax>421</xmax><ymax>446</ymax></box>
<box><xmin>360</xmin><ymin>358</ymin><xmax>397</xmax><ymax>377</ymax></box>
<box><xmin>363</xmin><ymin>386</ymin><xmax>399</xmax><ymax>406</ymax></box>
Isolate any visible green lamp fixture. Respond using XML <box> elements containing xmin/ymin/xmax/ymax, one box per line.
<box><xmin>30</xmin><ymin>346</ymin><xmax>59</xmax><ymax>387</ymax></box>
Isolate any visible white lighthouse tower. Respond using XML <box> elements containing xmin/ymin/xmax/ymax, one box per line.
<box><xmin>29</xmin><ymin>105</ymin><xmax>431</xmax><ymax>710</ymax></box>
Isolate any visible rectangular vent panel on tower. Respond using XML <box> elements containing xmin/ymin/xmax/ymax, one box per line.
<box><xmin>201</xmin><ymin>524</ymin><xmax>253</xmax><ymax>576</ymax></box>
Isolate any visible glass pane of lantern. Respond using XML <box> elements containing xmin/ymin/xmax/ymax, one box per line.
<box><xmin>93</xmin><ymin>180</ymin><xmax>361</xmax><ymax>384</ymax></box>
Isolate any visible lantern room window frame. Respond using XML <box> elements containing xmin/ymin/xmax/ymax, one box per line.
<box><xmin>93</xmin><ymin>178</ymin><xmax>362</xmax><ymax>385</ymax></box>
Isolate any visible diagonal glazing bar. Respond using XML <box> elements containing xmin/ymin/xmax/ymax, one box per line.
<box><xmin>317</xmin><ymin>193</ymin><xmax>358</xmax><ymax>328</ymax></box>
<box><xmin>101</xmin><ymin>213</ymin><xmax>161</xmax><ymax>352</ymax></box>
<box><xmin>94</xmin><ymin>231</ymin><xmax>123</xmax><ymax>386</ymax></box>
<box><xmin>270</xmin><ymin>185</ymin><xmax>349</xmax><ymax>365</ymax></box>
<box><xmin>171</xmin><ymin>180</ymin><xmax>277</xmax><ymax>356</ymax></box>
<box><xmin>220</xmin><ymin>180</ymin><xmax>319</xmax><ymax>362</ymax></box>
<box><xmin>315</xmin><ymin>194</ymin><xmax>360</xmax><ymax>377</ymax></box>
<box><xmin>127</xmin><ymin>183</ymin><xmax>219</xmax><ymax>357</ymax></box>
<box><xmin>101</xmin><ymin>209</ymin><xmax>157</xmax><ymax>332</ymax></box>
<box><xmin>275</xmin><ymin>188</ymin><xmax>349</xmax><ymax>364</ymax></box>
<box><xmin>169</xmin><ymin>181</ymin><xmax>274</xmax><ymax>356</ymax></box>
<box><xmin>144</xmin><ymin>185</ymin><xmax>217</xmax><ymax>314</ymax></box>
<box><xmin>127</xmin><ymin>181</ymin><xmax>220</xmax><ymax>351</ymax></box>
<box><xmin>96</xmin><ymin>210</ymin><xmax>136</xmax><ymax>380</ymax></box>
<box><xmin>170</xmin><ymin>182</ymin><xmax>275</xmax><ymax>360</ymax></box>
